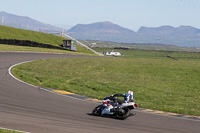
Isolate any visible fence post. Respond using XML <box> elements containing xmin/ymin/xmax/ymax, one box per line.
<box><xmin>1</xmin><ymin>16</ymin><xmax>4</xmax><ymax>26</ymax></box>
<box><xmin>61</xmin><ymin>29</ymin><xmax>64</xmax><ymax>37</ymax></box>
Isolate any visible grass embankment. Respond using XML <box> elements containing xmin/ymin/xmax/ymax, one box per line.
<box><xmin>12</xmin><ymin>57</ymin><xmax>200</xmax><ymax>116</ymax></box>
<box><xmin>0</xmin><ymin>25</ymin><xmax>94</xmax><ymax>55</ymax></box>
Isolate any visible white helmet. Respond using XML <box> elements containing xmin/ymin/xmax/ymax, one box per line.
<box><xmin>127</xmin><ymin>91</ymin><xmax>133</xmax><ymax>96</ymax></box>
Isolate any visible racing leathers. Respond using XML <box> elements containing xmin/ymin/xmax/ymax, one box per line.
<box><xmin>106</xmin><ymin>93</ymin><xmax>134</xmax><ymax>104</ymax></box>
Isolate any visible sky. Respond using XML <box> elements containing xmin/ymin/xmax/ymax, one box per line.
<box><xmin>1</xmin><ymin>0</ymin><xmax>200</xmax><ymax>31</ymax></box>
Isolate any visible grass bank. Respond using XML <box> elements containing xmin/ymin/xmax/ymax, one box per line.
<box><xmin>0</xmin><ymin>26</ymin><xmax>94</xmax><ymax>55</ymax></box>
<box><xmin>12</xmin><ymin>57</ymin><xmax>200</xmax><ymax>116</ymax></box>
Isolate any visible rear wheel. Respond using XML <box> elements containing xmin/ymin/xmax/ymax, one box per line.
<box><xmin>116</xmin><ymin>107</ymin><xmax>130</xmax><ymax>120</ymax></box>
<box><xmin>92</xmin><ymin>105</ymin><xmax>102</xmax><ymax>116</ymax></box>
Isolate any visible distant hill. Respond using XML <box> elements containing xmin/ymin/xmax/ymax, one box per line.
<box><xmin>68</xmin><ymin>21</ymin><xmax>135</xmax><ymax>34</ymax></box>
<box><xmin>67</xmin><ymin>21</ymin><xmax>138</xmax><ymax>43</ymax></box>
<box><xmin>137</xmin><ymin>26</ymin><xmax>200</xmax><ymax>47</ymax></box>
<box><xmin>137</xmin><ymin>26</ymin><xmax>175</xmax><ymax>35</ymax></box>
<box><xmin>67</xmin><ymin>22</ymin><xmax>200</xmax><ymax>47</ymax></box>
<box><xmin>0</xmin><ymin>11</ymin><xmax>62</xmax><ymax>33</ymax></box>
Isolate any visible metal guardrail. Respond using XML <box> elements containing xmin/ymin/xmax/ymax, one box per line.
<box><xmin>0</xmin><ymin>39</ymin><xmax>65</xmax><ymax>50</ymax></box>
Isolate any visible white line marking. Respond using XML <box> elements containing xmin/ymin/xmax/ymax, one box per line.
<box><xmin>8</xmin><ymin>60</ymin><xmax>98</xmax><ymax>104</ymax></box>
<box><xmin>9</xmin><ymin>60</ymin><xmax>37</xmax><ymax>88</ymax></box>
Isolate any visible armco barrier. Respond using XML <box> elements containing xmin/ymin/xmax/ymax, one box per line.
<box><xmin>0</xmin><ymin>39</ymin><xmax>66</xmax><ymax>50</ymax></box>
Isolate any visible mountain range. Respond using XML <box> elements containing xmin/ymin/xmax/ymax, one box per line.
<box><xmin>1</xmin><ymin>11</ymin><xmax>200</xmax><ymax>47</ymax></box>
<box><xmin>67</xmin><ymin>22</ymin><xmax>200</xmax><ymax>47</ymax></box>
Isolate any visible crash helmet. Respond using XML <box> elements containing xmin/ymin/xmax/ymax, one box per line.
<box><xmin>127</xmin><ymin>90</ymin><xmax>133</xmax><ymax>96</ymax></box>
<box><xmin>125</xmin><ymin>91</ymin><xmax>133</xmax><ymax>102</ymax></box>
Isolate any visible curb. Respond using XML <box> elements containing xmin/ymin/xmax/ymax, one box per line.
<box><xmin>137</xmin><ymin>108</ymin><xmax>200</xmax><ymax>121</ymax></box>
<box><xmin>51</xmin><ymin>90</ymin><xmax>101</xmax><ymax>102</ymax></box>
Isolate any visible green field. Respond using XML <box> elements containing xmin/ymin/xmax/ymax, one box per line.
<box><xmin>81</xmin><ymin>40</ymin><xmax>200</xmax><ymax>52</ymax></box>
<box><xmin>12</xmin><ymin>57</ymin><xmax>200</xmax><ymax>116</ymax></box>
<box><xmin>94</xmin><ymin>47</ymin><xmax>200</xmax><ymax>60</ymax></box>
<box><xmin>0</xmin><ymin>26</ymin><xmax>94</xmax><ymax>55</ymax></box>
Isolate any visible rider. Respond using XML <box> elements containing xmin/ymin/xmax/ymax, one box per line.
<box><xmin>104</xmin><ymin>90</ymin><xmax>134</xmax><ymax>105</ymax></box>
<box><xmin>101</xmin><ymin>91</ymin><xmax>134</xmax><ymax>115</ymax></box>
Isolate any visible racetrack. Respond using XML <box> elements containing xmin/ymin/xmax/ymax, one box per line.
<box><xmin>0</xmin><ymin>52</ymin><xmax>199</xmax><ymax>133</ymax></box>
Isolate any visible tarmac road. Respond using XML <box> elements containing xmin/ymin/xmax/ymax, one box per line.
<box><xmin>0</xmin><ymin>52</ymin><xmax>199</xmax><ymax>133</ymax></box>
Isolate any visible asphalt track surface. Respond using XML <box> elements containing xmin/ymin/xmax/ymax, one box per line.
<box><xmin>0</xmin><ymin>52</ymin><xmax>199</xmax><ymax>133</ymax></box>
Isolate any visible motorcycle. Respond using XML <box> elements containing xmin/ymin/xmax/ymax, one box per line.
<box><xmin>92</xmin><ymin>98</ymin><xmax>138</xmax><ymax>120</ymax></box>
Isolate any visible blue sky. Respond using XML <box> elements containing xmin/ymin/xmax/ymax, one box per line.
<box><xmin>1</xmin><ymin>0</ymin><xmax>200</xmax><ymax>31</ymax></box>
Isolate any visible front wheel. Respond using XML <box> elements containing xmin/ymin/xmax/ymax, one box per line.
<box><xmin>92</xmin><ymin>105</ymin><xmax>102</xmax><ymax>116</ymax></box>
<box><xmin>116</xmin><ymin>107</ymin><xmax>130</xmax><ymax>120</ymax></box>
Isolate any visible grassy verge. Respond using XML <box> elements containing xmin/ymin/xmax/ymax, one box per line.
<box><xmin>0</xmin><ymin>128</ymin><xmax>23</xmax><ymax>133</ymax></box>
<box><xmin>12</xmin><ymin>57</ymin><xmax>200</xmax><ymax>116</ymax></box>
